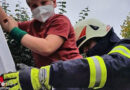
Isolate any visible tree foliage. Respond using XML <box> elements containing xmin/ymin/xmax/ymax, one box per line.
<box><xmin>78</xmin><ymin>7</ymin><xmax>90</xmax><ymax>22</ymax></box>
<box><xmin>57</xmin><ymin>1</ymin><xmax>90</xmax><ymax>22</ymax></box>
<box><xmin>57</xmin><ymin>0</ymin><xmax>67</xmax><ymax>14</ymax></box>
<box><xmin>121</xmin><ymin>13</ymin><xmax>130</xmax><ymax>38</ymax></box>
<box><xmin>1</xmin><ymin>0</ymin><xmax>34</xmax><ymax>67</ymax></box>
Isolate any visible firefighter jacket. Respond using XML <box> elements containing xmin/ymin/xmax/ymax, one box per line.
<box><xmin>49</xmin><ymin>39</ymin><xmax>130</xmax><ymax>90</ymax></box>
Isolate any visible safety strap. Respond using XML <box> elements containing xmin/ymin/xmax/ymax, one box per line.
<box><xmin>108</xmin><ymin>45</ymin><xmax>130</xmax><ymax>58</ymax></box>
<box><xmin>86</xmin><ymin>56</ymin><xmax>107</xmax><ymax>89</ymax></box>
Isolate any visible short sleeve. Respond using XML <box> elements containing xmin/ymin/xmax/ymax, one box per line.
<box><xmin>18</xmin><ymin>21</ymin><xmax>32</xmax><ymax>32</ymax></box>
<box><xmin>47</xmin><ymin>15</ymin><xmax>71</xmax><ymax>40</ymax></box>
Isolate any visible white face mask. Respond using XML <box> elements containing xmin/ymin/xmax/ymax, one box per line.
<box><xmin>32</xmin><ymin>5</ymin><xmax>54</xmax><ymax>22</ymax></box>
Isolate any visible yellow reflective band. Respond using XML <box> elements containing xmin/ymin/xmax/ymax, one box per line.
<box><xmin>86</xmin><ymin>57</ymin><xmax>96</xmax><ymax>88</ymax></box>
<box><xmin>31</xmin><ymin>68</ymin><xmax>41</xmax><ymax>90</ymax></box>
<box><xmin>41</xmin><ymin>65</ymin><xmax>51</xmax><ymax>90</ymax></box>
<box><xmin>94</xmin><ymin>56</ymin><xmax>107</xmax><ymax>89</ymax></box>
<box><xmin>86</xmin><ymin>56</ymin><xmax>107</xmax><ymax>89</ymax></box>
<box><xmin>109</xmin><ymin>45</ymin><xmax>130</xmax><ymax>58</ymax></box>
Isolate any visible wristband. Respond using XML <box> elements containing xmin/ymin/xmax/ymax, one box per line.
<box><xmin>10</xmin><ymin>27</ymin><xmax>27</xmax><ymax>43</ymax></box>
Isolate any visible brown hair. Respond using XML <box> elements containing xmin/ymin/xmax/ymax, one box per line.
<box><xmin>26</xmin><ymin>0</ymin><xmax>53</xmax><ymax>6</ymax></box>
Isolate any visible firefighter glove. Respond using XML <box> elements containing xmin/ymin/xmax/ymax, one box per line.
<box><xmin>3</xmin><ymin>65</ymin><xmax>51</xmax><ymax>90</ymax></box>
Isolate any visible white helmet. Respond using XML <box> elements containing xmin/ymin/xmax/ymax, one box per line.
<box><xmin>74</xmin><ymin>18</ymin><xmax>111</xmax><ymax>49</ymax></box>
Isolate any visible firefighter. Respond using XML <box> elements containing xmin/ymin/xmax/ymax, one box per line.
<box><xmin>74</xmin><ymin>18</ymin><xmax>120</xmax><ymax>57</ymax></box>
<box><xmin>2</xmin><ymin>19</ymin><xmax>130</xmax><ymax>90</ymax></box>
<box><xmin>2</xmin><ymin>39</ymin><xmax>130</xmax><ymax>90</ymax></box>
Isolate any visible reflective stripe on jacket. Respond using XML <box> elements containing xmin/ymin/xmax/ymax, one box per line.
<box><xmin>50</xmin><ymin>39</ymin><xmax>130</xmax><ymax>90</ymax></box>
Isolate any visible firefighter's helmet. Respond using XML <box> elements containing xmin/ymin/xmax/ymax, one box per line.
<box><xmin>74</xmin><ymin>18</ymin><xmax>111</xmax><ymax>49</ymax></box>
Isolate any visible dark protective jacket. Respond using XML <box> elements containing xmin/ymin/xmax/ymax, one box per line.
<box><xmin>86</xmin><ymin>28</ymin><xmax>120</xmax><ymax>56</ymax></box>
<box><xmin>50</xmin><ymin>39</ymin><xmax>130</xmax><ymax>90</ymax></box>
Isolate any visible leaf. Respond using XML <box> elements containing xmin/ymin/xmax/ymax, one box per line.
<box><xmin>121</xmin><ymin>13</ymin><xmax>130</xmax><ymax>38</ymax></box>
<box><xmin>1</xmin><ymin>1</ymin><xmax>34</xmax><ymax>66</ymax></box>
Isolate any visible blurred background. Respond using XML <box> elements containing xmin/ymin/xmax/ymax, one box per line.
<box><xmin>0</xmin><ymin>0</ymin><xmax>130</xmax><ymax>66</ymax></box>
